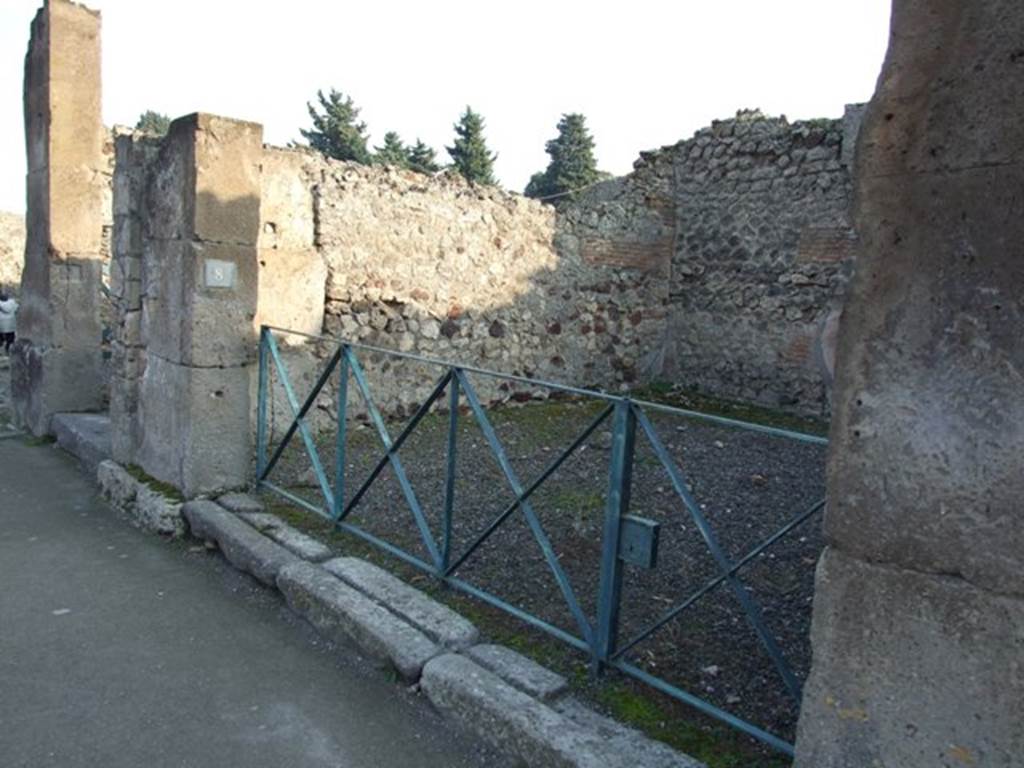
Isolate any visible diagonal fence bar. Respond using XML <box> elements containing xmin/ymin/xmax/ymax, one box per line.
<box><xmin>633</xmin><ymin>403</ymin><xmax>803</xmax><ymax>703</ymax></box>
<box><xmin>444</xmin><ymin>402</ymin><xmax>614</xmax><ymax>577</ymax></box>
<box><xmin>345</xmin><ymin>348</ymin><xmax>444</xmax><ymax>569</ymax></box>
<box><xmin>263</xmin><ymin>331</ymin><xmax>336</xmax><ymax>511</ymax></box>
<box><xmin>613</xmin><ymin>497</ymin><xmax>827</xmax><ymax>662</ymax></box>
<box><xmin>456</xmin><ymin>369</ymin><xmax>596</xmax><ymax>652</ymax></box>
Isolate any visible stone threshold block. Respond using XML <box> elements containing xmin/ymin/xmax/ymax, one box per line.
<box><xmin>234</xmin><ymin>511</ymin><xmax>333</xmax><ymax>563</ymax></box>
<box><xmin>52</xmin><ymin>412</ymin><xmax>111</xmax><ymax>476</ymax></box>
<box><xmin>182</xmin><ymin>500</ymin><xmax>300</xmax><ymax>587</ymax></box>
<box><xmin>421</xmin><ymin>653</ymin><xmax>704</xmax><ymax>768</ymax></box>
<box><xmin>97</xmin><ymin>460</ymin><xmax>185</xmax><ymax>537</ymax></box>
<box><xmin>277</xmin><ymin>561</ymin><xmax>442</xmax><ymax>682</ymax></box>
<box><xmin>323</xmin><ymin>557</ymin><xmax>479</xmax><ymax>651</ymax></box>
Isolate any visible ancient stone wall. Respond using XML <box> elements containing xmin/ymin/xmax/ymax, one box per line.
<box><xmin>254</xmin><ymin>108</ymin><xmax>859</xmax><ymax>427</ymax></box>
<box><xmin>0</xmin><ymin>212</ymin><xmax>25</xmax><ymax>293</ymax></box>
<box><xmin>255</xmin><ymin>147</ymin><xmax>670</xmax><ymax>430</ymax></box>
<box><xmin>662</xmin><ymin>109</ymin><xmax>859</xmax><ymax>414</ymax></box>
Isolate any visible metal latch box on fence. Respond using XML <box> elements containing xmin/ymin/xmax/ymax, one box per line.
<box><xmin>618</xmin><ymin>515</ymin><xmax>660</xmax><ymax>569</ymax></box>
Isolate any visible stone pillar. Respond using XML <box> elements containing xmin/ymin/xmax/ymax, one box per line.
<box><xmin>108</xmin><ymin>131</ymin><xmax>161</xmax><ymax>464</ymax></box>
<box><xmin>13</xmin><ymin>0</ymin><xmax>107</xmax><ymax>435</ymax></box>
<box><xmin>135</xmin><ymin>114</ymin><xmax>262</xmax><ymax>497</ymax></box>
<box><xmin>794</xmin><ymin>2</ymin><xmax>1024</xmax><ymax>767</ymax></box>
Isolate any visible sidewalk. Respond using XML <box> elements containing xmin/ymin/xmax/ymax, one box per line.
<box><xmin>0</xmin><ymin>437</ymin><xmax>499</xmax><ymax>768</ymax></box>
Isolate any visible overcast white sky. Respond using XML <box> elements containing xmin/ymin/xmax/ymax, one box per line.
<box><xmin>0</xmin><ymin>0</ymin><xmax>891</xmax><ymax>213</ymax></box>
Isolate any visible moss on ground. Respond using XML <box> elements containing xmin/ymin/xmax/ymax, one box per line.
<box><xmin>124</xmin><ymin>464</ymin><xmax>185</xmax><ymax>502</ymax></box>
<box><xmin>634</xmin><ymin>382</ymin><xmax>828</xmax><ymax>437</ymax></box>
<box><xmin>23</xmin><ymin>434</ymin><xmax>56</xmax><ymax>447</ymax></box>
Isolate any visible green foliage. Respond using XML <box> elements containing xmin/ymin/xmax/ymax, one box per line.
<box><xmin>525</xmin><ymin>113</ymin><xmax>605</xmax><ymax>201</ymax></box>
<box><xmin>373</xmin><ymin>131</ymin><xmax>410</xmax><ymax>168</ymax></box>
<box><xmin>301</xmin><ymin>88</ymin><xmax>371</xmax><ymax>164</ymax></box>
<box><xmin>446</xmin><ymin>106</ymin><xmax>497</xmax><ymax>185</ymax></box>
<box><xmin>406</xmin><ymin>138</ymin><xmax>441</xmax><ymax>174</ymax></box>
<box><xmin>135</xmin><ymin>110</ymin><xmax>171</xmax><ymax>136</ymax></box>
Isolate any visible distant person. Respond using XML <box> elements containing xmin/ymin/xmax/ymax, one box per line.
<box><xmin>0</xmin><ymin>292</ymin><xmax>18</xmax><ymax>354</ymax></box>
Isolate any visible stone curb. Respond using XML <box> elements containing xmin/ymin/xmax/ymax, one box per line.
<box><xmin>465</xmin><ymin>643</ymin><xmax>568</xmax><ymax>701</ymax></box>
<box><xmin>421</xmin><ymin>653</ymin><xmax>706</xmax><ymax>768</ymax></box>
<box><xmin>277</xmin><ymin>560</ymin><xmax>442</xmax><ymax>682</ymax></box>
<box><xmin>238</xmin><ymin>512</ymin><xmax>334</xmax><ymax>562</ymax></box>
<box><xmin>182</xmin><ymin>500</ymin><xmax>300</xmax><ymax>587</ymax></box>
<box><xmin>171</xmin><ymin>495</ymin><xmax>702</xmax><ymax>768</ymax></box>
<box><xmin>323</xmin><ymin>557</ymin><xmax>479</xmax><ymax>650</ymax></box>
<box><xmin>97</xmin><ymin>459</ymin><xmax>184</xmax><ymax>536</ymax></box>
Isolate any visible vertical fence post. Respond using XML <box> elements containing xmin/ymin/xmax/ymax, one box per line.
<box><xmin>255</xmin><ymin>326</ymin><xmax>269</xmax><ymax>485</ymax></box>
<box><xmin>441</xmin><ymin>367</ymin><xmax>460</xmax><ymax>575</ymax></box>
<box><xmin>594</xmin><ymin>398</ymin><xmax>636</xmax><ymax>676</ymax></box>
<box><xmin>333</xmin><ymin>344</ymin><xmax>350</xmax><ymax>519</ymax></box>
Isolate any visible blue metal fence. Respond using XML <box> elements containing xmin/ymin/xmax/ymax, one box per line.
<box><xmin>255</xmin><ymin>324</ymin><xmax>828</xmax><ymax>756</ymax></box>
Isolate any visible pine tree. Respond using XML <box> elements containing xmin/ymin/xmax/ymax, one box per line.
<box><xmin>301</xmin><ymin>89</ymin><xmax>371</xmax><ymax>164</ymax></box>
<box><xmin>446</xmin><ymin>107</ymin><xmax>497</xmax><ymax>185</ymax></box>
<box><xmin>135</xmin><ymin>110</ymin><xmax>171</xmax><ymax>136</ymax></box>
<box><xmin>406</xmin><ymin>139</ymin><xmax>441</xmax><ymax>175</ymax></box>
<box><xmin>525</xmin><ymin>113</ymin><xmax>603</xmax><ymax>200</ymax></box>
<box><xmin>374</xmin><ymin>132</ymin><xmax>410</xmax><ymax>168</ymax></box>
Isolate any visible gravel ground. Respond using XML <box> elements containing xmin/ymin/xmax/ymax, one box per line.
<box><xmin>262</xmin><ymin>360</ymin><xmax>827</xmax><ymax>759</ymax></box>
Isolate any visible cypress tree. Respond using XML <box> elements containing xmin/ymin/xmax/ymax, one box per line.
<box><xmin>407</xmin><ymin>139</ymin><xmax>441</xmax><ymax>175</ymax></box>
<box><xmin>525</xmin><ymin>113</ymin><xmax>603</xmax><ymax>200</ymax></box>
<box><xmin>301</xmin><ymin>89</ymin><xmax>371</xmax><ymax>164</ymax></box>
<box><xmin>374</xmin><ymin>131</ymin><xmax>410</xmax><ymax>168</ymax></box>
<box><xmin>446</xmin><ymin>107</ymin><xmax>497</xmax><ymax>185</ymax></box>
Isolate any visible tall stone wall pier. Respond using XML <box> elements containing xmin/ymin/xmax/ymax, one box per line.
<box><xmin>12</xmin><ymin>0</ymin><xmax>107</xmax><ymax>435</ymax></box>
<box><xmin>130</xmin><ymin>114</ymin><xmax>262</xmax><ymax>497</ymax></box>
<box><xmin>794</xmin><ymin>2</ymin><xmax>1024</xmax><ymax>766</ymax></box>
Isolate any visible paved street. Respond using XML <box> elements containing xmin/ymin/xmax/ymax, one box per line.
<box><xmin>0</xmin><ymin>437</ymin><xmax>498</xmax><ymax>768</ymax></box>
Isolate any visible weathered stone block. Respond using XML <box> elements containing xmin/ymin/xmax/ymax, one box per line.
<box><xmin>142</xmin><ymin>240</ymin><xmax>257</xmax><ymax>368</ymax></box>
<box><xmin>826</xmin><ymin>158</ymin><xmax>1024</xmax><ymax>594</ymax></box>
<box><xmin>795</xmin><ymin>548</ymin><xmax>1024</xmax><ymax>768</ymax></box>
<box><xmin>10</xmin><ymin>342</ymin><xmax>105</xmax><ymax>436</ymax></box>
<box><xmin>322</xmin><ymin>557</ymin><xmax>478</xmax><ymax>650</ymax></box>
<box><xmin>553</xmin><ymin>697</ymin><xmax>704</xmax><ymax>767</ymax></box>
<box><xmin>193</xmin><ymin>114</ymin><xmax>262</xmax><ymax>246</ymax></box>
<box><xmin>421</xmin><ymin>654</ymin><xmax>702</xmax><ymax>768</ymax></box>
<box><xmin>857</xmin><ymin>0</ymin><xmax>1024</xmax><ymax>177</ymax></box>
<box><xmin>237</xmin><ymin>512</ymin><xmax>332</xmax><ymax>562</ymax></box>
<box><xmin>45</xmin><ymin>1</ymin><xmax>103</xmax><ymax>170</ymax></box>
<box><xmin>183</xmin><ymin>500</ymin><xmax>298</xmax><ymax>586</ymax></box>
<box><xmin>46</xmin><ymin>166</ymin><xmax>106</xmax><ymax>256</ymax></box>
<box><xmin>52</xmin><ymin>412</ymin><xmax>111</xmax><ymax>476</ymax></box>
<box><xmin>136</xmin><ymin>355</ymin><xmax>250</xmax><ymax>497</ymax></box>
<box><xmin>465</xmin><ymin>644</ymin><xmax>568</xmax><ymax>701</ymax></box>
<box><xmin>135</xmin><ymin>486</ymin><xmax>185</xmax><ymax>537</ymax></box>
<box><xmin>97</xmin><ymin>459</ymin><xmax>138</xmax><ymax>510</ymax></box>
<box><xmin>217</xmin><ymin>492</ymin><xmax>264</xmax><ymax>514</ymax></box>
<box><xmin>260</xmin><ymin>149</ymin><xmax>315</xmax><ymax>250</ymax></box>
<box><xmin>277</xmin><ymin>561</ymin><xmax>441</xmax><ymax>681</ymax></box>
<box><xmin>255</xmin><ymin>248</ymin><xmax>326</xmax><ymax>339</ymax></box>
